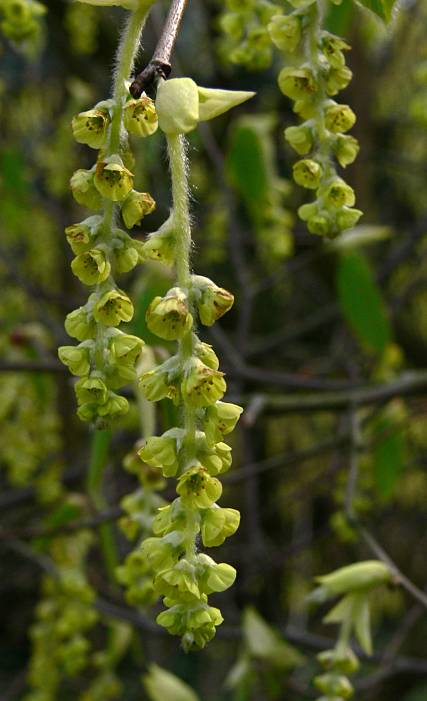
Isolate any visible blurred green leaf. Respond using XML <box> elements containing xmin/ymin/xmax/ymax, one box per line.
<box><xmin>143</xmin><ymin>664</ymin><xmax>200</xmax><ymax>701</ymax></box>
<box><xmin>226</xmin><ymin>120</ymin><xmax>270</xmax><ymax>206</ymax></box>
<box><xmin>325</xmin><ymin>0</ymin><xmax>354</xmax><ymax>34</ymax></box>
<box><xmin>355</xmin><ymin>0</ymin><xmax>397</xmax><ymax>22</ymax></box>
<box><xmin>403</xmin><ymin>683</ymin><xmax>427</xmax><ymax>701</ymax></box>
<box><xmin>243</xmin><ymin>607</ymin><xmax>305</xmax><ymax>669</ymax></box>
<box><xmin>336</xmin><ymin>251</ymin><xmax>392</xmax><ymax>354</ymax></box>
<box><xmin>45</xmin><ymin>501</ymin><xmax>82</xmax><ymax>529</ymax></box>
<box><xmin>224</xmin><ymin>655</ymin><xmax>252</xmax><ymax>691</ymax></box>
<box><xmin>0</xmin><ymin>150</ymin><xmax>29</xmax><ymax>194</ymax></box>
<box><xmin>373</xmin><ymin>415</ymin><xmax>406</xmax><ymax>498</ymax></box>
<box><xmin>329</xmin><ymin>225</ymin><xmax>392</xmax><ymax>252</ymax></box>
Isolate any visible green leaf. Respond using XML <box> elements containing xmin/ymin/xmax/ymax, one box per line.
<box><xmin>355</xmin><ymin>0</ymin><xmax>397</xmax><ymax>23</ymax></box>
<box><xmin>226</xmin><ymin>119</ymin><xmax>271</xmax><ymax>207</ymax></box>
<box><xmin>143</xmin><ymin>664</ymin><xmax>200</xmax><ymax>701</ymax></box>
<box><xmin>336</xmin><ymin>251</ymin><xmax>392</xmax><ymax>354</ymax></box>
<box><xmin>352</xmin><ymin>594</ymin><xmax>372</xmax><ymax>655</ymax></box>
<box><xmin>372</xmin><ymin>414</ymin><xmax>406</xmax><ymax>498</ymax></box>
<box><xmin>242</xmin><ymin>607</ymin><xmax>304</xmax><ymax>669</ymax></box>
<box><xmin>44</xmin><ymin>501</ymin><xmax>82</xmax><ymax>530</ymax></box>
<box><xmin>325</xmin><ymin>0</ymin><xmax>354</xmax><ymax>35</ymax></box>
<box><xmin>329</xmin><ymin>225</ymin><xmax>392</xmax><ymax>252</ymax></box>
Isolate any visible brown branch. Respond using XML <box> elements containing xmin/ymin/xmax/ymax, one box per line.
<box><xmin>129</xmin><ymin>0</ymin><xmax>189</xmax><ymax>98</ymax></box>
<box><xmin>0</xmin><ymin>507</ymin><xmax>124</xmax><ymax>542</ymax></box>
<box><xmin>343</xmin><ymin>404</ymin><xmax>427</xmax><ymax>611</ymax></box>
<box><xmin>232</xmin><ymin>370</ymin><xmax>427</xmax><ymax>414</ymax></box>
<box><xmin>0</xmin><ymin>360</ymin><xmax>66</xmax><ymax>373</ymax></box>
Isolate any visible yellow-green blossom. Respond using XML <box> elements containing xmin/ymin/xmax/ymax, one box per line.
<box><xmin>93</xmin><ymin>289</ymin><xmax>134</xmax><ymax>326</ymax></box>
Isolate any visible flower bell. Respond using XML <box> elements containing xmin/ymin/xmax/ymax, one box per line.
<box><xmin>121</xmin><ymin>190</ymin><xmax>156</xmax><ymax>228</ymax></box>
<box><xmin>293</xmin><ymin>159</ymin><xmax>322</xmax><ymax>189</ymax></box>
<box><xmin>71</xmin><ymin>248</ymin><xmax>111</xmax><ymax>286</ymax></box>
<box><xmin>58</xmin><ymin>344</ymin><xmax>92</xmax><ymax>377</ymax></box>
<box><xmin>93</xmin><ymin>289</ymin><xmax>134</xmax><ymax>326</ymax></box>
<box><xmin>142</xmin><ymin>216</ymin><xmax>176</xmax><ymax>265</ymax></box>
<box><xmin>138</xmin><ymin>430</ymin><xmax>184</xmax><ymax>478</ymax></box>
<box><xmin>268</xmin><ymin>14</ymin><xmax>301</xmax><ymax>53</ymax></box>
<box><xmin>176</xmin><ymin>466</ymin><xmax>222</xmax><ymax>509</ymax></box>
<box><xmin>65</xmin><ymin>216</ymin><xmax>102</xmax><ymax>255</ymax></box>
<box><xmin>94</xmin><ymin>155</ymin><xmax>133</xmax><ymax>202</ymax></box>
<box><xmin>65</xmin><ymin>304</ymin><xmax>96</xmax><ymax>341</ymax></box>
<box><xmin>325</xmin><ymin>179</ymin><xmax>356</xmax><ymax>208</ymax></box>
<box><xmin>124</xmin><ymin>94</ymin><xmax>158</xmax><ymax>137</ymax></box>
<box><xmin>278</xmin><ymin>67</ymin><xmax>316</xmax><ymax>100</ymax></box>
<box><xmin>139</xmin><ymin>357</ymin><xmax>180</xmax><ymax>402</ymax></box>
<box><xmin>72</xmin><ymin>105</ymin><xmax>111</xmax><ymax>149</ymax></box>
<box><xmin>75</xmin><ymin>376</ymin><xmax>108</xmax><ymax>405</ymax></box>
<box><xmin>181</xmin><ymin>358</ymin><xmax>226</xmax><ymax>407</ymax></box>
<box><xmin>146</xmin><ymin>288</ymin><xmax>193</xmax><ymax>341</ymax></box>
<box><xmin>200</xmin><ymin>506</ymin><xmax>240</xmax><ymax>547</ymax></box>
<box><xmin>325</xmin><ymin>104</ymin><xmax>356</xmax><ymax>133</ymax></box>
<box><xmin>284</xmin><ymin>124</ymin><xmax>313</xmax><ymax>155</ymax></box>
<box><xmin>70</xmin><ymin>168</ymin><xmax>102</xmax><ymax>210</ymax></box>
<box><xmin>192</xmin><ymin>275</ymin><xmax>234</xmax><ymax>326</ymax></box>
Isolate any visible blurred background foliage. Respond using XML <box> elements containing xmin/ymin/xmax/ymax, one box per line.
<box><xmin>1</xmin><ymin>0</ymin><xmax>427</xmax><ymax>700</ymax></box>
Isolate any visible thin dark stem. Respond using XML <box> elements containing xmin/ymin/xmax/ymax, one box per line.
<box><xmin>0</xmin><ymin>360</ymin><xmax>66</xmax><ymax>373</ymax></box>
<box><xmin>129</xmin><ymin>0</ymin><xmax>189</xmax><ymax>97</ymax></box>
<box><xmin>0</xmin><ymin>507</ymin><xmax>123</xmax><ymax>541</ymax></box>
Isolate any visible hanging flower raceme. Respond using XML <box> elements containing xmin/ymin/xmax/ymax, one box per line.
<box><xmin>0</xmin><ymin>0</ymin><xmax>46</xmax><ymax>45</ymax></box>
<box><xmin>269</xmin><ymin>0</ymin><xmax>362</xmax><ymax>238</ymax></box>
<box><xmin>59</xmin><ymin>70</ymin><xmax>158</xmax><ymax>424</ymax></box>
<box><xmin>119</xmin><ymin>78</ymin><xmax>253</xmax><ymax>650</ymax></box>
<box><xmin>218</xmin><ymin>0</ymin><xmax>282</xmax><ymax>70</ymax></box>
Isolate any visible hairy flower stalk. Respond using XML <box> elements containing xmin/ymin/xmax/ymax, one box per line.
<box><xmin>126</xmin><ymin>77</ymin><xmax>254</xmax><ymax>650</ymax></box>
<box><xmin>59</xmin><ymin>1</ymin><xmax>158</xmax><ymax>426</ymax></box>
<box><xmin>271</xmin><ymin>0</ymin><xmax>362</xmax><ymax>237</ymax></box>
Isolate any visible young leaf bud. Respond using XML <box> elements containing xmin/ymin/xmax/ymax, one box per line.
<box><xmin>197</xmin><ymin>86</ymin><xmax>255</xmax><ymax>122</ymax></box>
<box><xmin>156</xmin><ymin>78</ymin><xmax>200</xmax><ymax>135</ymax></box>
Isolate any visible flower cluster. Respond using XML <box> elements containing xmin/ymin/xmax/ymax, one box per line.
<box><xmin>116</xmin><ymin>442</ymin><xmax>168</xmax><ymax>607</ymax></box>
<box><xmin>136</xmin><ymin>263</ymin><xmax>242</xmax><ymax>649</ymax></box>
<box><xmin>0</xmin><ymin>0</ymin><xmax>46</xmax><ymax>45</ymax></box>
<box><xmin>219</xmin><ymin>0</ymin><xmax>281</xmax><ymax>70</ymax></box>
<box><xmin>24</xmin><ymin>529</ymin><xmax>98</xmax><ymax>701</ymax></box>
<box><xmin>59</xmin><ymin>75</ymin><xmax>158</xmax><ymax>425</ymax></box>
<box><xmin>116</xmin><ymin>77</ymin><xmax>252</xmax><ymax>649</ymax></box>
<box><xmin>270</xmin><ymin>0</ymin><xmax>362</xmax><ymax>237</ymax></box>
<box><xmin>310</xmin><ymin>561</ymin><xmax>392</xmax><ymax>701</ymax></box>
